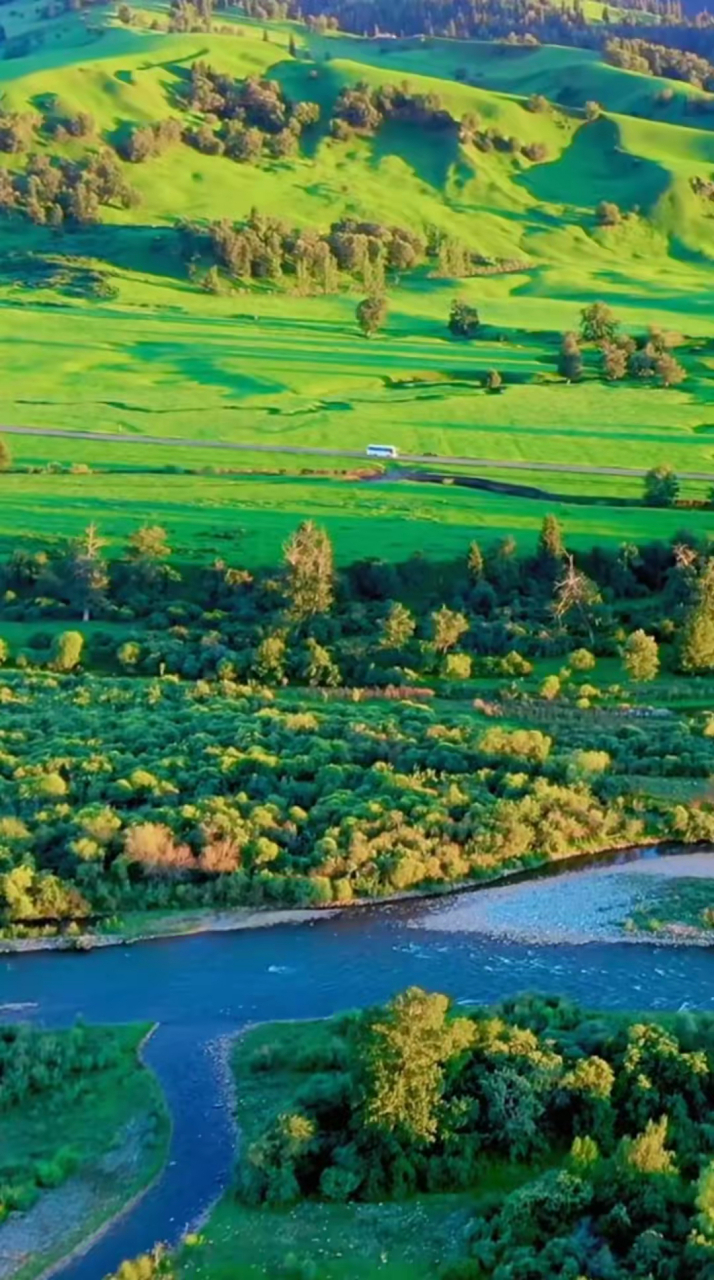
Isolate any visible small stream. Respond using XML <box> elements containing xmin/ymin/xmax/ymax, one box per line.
<box><xmin>1</xmin><ymin>845</ymin><xmax>712</xmax><ymax>1279</ymax></box>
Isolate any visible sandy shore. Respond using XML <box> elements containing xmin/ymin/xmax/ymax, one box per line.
<box><xmin>0</xmin><ymin>907</ymin><xmax>336</xmax><ymax>954</ymax></box>
<box><xmin>414</xmin><ymin>851</ymin><xmax>714</xmax><ymax>945</ymax></box>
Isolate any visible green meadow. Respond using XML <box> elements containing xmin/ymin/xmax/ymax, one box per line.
<box><xmin>0</xmin><ymin>5</ymin><xmax>713</xmax><ymax>555</ymax></box>
<box><xmin>3</xmin><ymin>470</ymin><xmax>714</xmax><ymax>566</ymax></box>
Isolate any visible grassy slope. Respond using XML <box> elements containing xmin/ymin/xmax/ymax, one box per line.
<box><xmin>1</xmin><ymin>1022</ymin><xmax>169</xmax><ymax>1280</ymax></box>
<box><xmin>0</xmin><ymin>15</ymin><xmax>712</xmax><ymax>550</ymax></box>
<box><xmin>175</xmin><ymin>1021</ymin><xmax>540</xmax><ymax>1280</ymax></box>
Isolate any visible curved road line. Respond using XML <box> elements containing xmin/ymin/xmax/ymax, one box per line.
<box><xmin>2</xmin><ymin>424</ymin><xmax>713</xmax><ymax>481</ymax></box>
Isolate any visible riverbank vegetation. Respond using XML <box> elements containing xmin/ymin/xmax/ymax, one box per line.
<box><xmin>627</xmin><ymin>877</ymin><xmax>714</xmax><ymax>939</ymax></box>
<box><xmin>166</xmin><ymin>992</ymin><xmax>714</xmax><ymax>1279</ymax></box>
<box><xmin>0</xmin><ymin>1021</ymin><xmax>169</xmax><ymax>1280</ymax></box>
<box><xmin>2</xmin><ymin>666</ymin><xmax>714</xmax><ymax>935</ymax></box>
<box><xmin>2</xmin><ymin>512</ymin><xmax>714</xmax><ymax>933</ymax></box>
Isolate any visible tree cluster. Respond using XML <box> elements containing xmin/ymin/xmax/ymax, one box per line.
<box><xmin>179</xmin><ymin>210</ymin><xmax>425</xmax><ymax>292</ymax></box>
<box><xmin>605</xmin><ymin>35</ymin><xmax>714</xmax><ymax>87</ymax></box>
<box><xmin>0</xmin><ymin>150</ymin><xmax>137</xmax><ymax>227</ymax></box>
<box><xmin>238</xmin><ymin>987</ymin><xmax>714</xmax><ymax>1280</ymax></box>
<box><xmin>179</xmin><ymin>61</ymin><xmax>320</xmax><ymax>162</ymax></box>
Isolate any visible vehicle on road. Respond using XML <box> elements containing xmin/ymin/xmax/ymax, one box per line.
<box><xmin>366</xmin><ymin>443</ymin><xmax>399</xmax><ymax>459</ymax></box>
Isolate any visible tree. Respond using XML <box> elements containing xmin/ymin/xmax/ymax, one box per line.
<box><xmin>696</xmin><ymin>1162</ymin><xmax>714</xmax><ymax>1241</ymax></box>
<box><xmin>595</xmin><ymin>199</ymin><xmax>621</xmax><ymax>226</ymax></box>
<box><xmin>485</xmin><ymin>369</ymin><xmax>502</xmax><ymax>392</ymax></box>
<box><xmin>63</xmin><ymin>523</ymin><xmax>108</xmax><ymax>621</ymax></box>
<box><xmin>129</xmin><ymin>524</ymin><xmax>172</xmax><ymax>562</ymax></box>
<box><xmin>467</xmin><ymin>541</ymin><xmax>484</xmax><ymax>579</ymax></box>
<box><xmin>580</xmin><ymin>301</ymin><xmax>619</xmax><ymax>344</ymax></box>
<box><xmin>254</xmin><ymin>632</ymin><xmax>287</xmax><ymax>684</ymax></box>
<box><xmin>126</xmin><ymin>525</ymin><xmax>174</xmax><ymax>598</ymax></box>
<box><xmin>0</xmin><ymin>435</ymin><xmax>10</xmax><ymax>470</ymax></box>
<box><xmin>680</xmin><ymin>559</ymin><xmax>714</xmax><ymax>673</ymax></box>
<box><xmin>655</xmin><ymin>353</ymin><xmax>686</xmax><ymax>387</ymax></box>
<box><xmin>622</xmin><ymin>629</ymin><xmax>659</xmax><ymax>682</ymax></box>
<box><xmin>602</xmin><ymin>343</ymin><xmax>627</xmax><ymax>381</ymax></box>
<box><xmin>51</xmin><ymin>630</ymin><xmax>84</xmax><ymax>672</ymax></box>
<box><xmin>585</xmin><ymin>100</ymin><xmax>602</xmax><ymax>120</ymax></box>
<box><xmin>643</xmin><ymin>466</ymin><xmax>679</xmax><ymax>508</ymax></box>
<box><xmin>379</xmin><ymin>602</ymin><xmax>415</xmax><ymax>650</ymax></box>
<box><xmin>448</xmin><ymin>298</ymin><xmax>480</xmax><ymax>338</ymax></box>
<box><xmin>538</xmin><ymin>514</ymin><xmax>565</xmax><ymax>562</ymax></box>
<box><xmin>558</xmin><ymin>332</ymin><xmax>582</xmax><ymax>381</ymax></box>
<box><xmin>303</xmin><ymin>637</ymin><xmax>340</xmax><ymax>686</ymax></box>
<box><xmin>553</xmin><ymin>554</ymin><xmax>601</xmax><ymax>639</ymax></box>
<box><xmin>202</xmin><ymin>265</ymin><xmax>222</xmax><ymax>294</ymax></box>
<box><xmin>356</xmin><ymin>294</ymin><xmax>387</xmax><ymax>338</ymax></box>
<box><xmin>358</xmin><ymin>987</ymin><xmax>475</xmax><ymax>1142</ymax></box>
<box><xmin>431</xmin><ymin>605</ymin><xmax>468</xmax><ymax>654</ymax></box>
<box><xmin>620</xmin><ymin>1115</ymin><xmax>677</xmax><ymax>1176</ymax></box>
<box><xmin>283</xmin><ymin>521</ymin><xmax>334</xmax><ymax>621</ymax></box>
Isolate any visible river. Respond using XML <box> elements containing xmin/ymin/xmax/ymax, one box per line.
<box><xmin>3</xmin><ymin>880</ymin><xmax>714</xmax><ymax>1279</ymax></box>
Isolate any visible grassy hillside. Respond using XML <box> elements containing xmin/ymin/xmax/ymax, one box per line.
<box><xmin>0</xmin><ymin>8</ymin><xmax>712</xmax><ymax>556</ymax></box>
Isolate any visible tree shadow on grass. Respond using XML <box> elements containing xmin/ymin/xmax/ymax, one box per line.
<box><xmin>370</xmin><ymin>118</ymin><xmax>459</xmax><ymax>190</ymax></box>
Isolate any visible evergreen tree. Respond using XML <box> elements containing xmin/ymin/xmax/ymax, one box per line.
<box><xmin>283</xmin><ymin>520</ymin><xmax>334</xmax><ymax>621</ymax></box>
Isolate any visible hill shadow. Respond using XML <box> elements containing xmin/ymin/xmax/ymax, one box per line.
<box><xmin>516</xmin><ymin>117</ymin><xmax>671</xmax><ymax>215</ymax></box>
<box><xmin>370</xmin><ymin>117</ymin><xmax>459</xmax><ymax>190</ymax></box>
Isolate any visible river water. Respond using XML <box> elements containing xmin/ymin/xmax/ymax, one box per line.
<box><xmin>3</xmin><ymin>881</ymin><xmax>714</xmax><ymax>1279</ymax></box>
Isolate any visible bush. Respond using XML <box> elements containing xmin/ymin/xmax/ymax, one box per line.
<box><xmin>51</xmin><ymin>630</ymin><xmax>84</xmax><ymax>672</ymax></box>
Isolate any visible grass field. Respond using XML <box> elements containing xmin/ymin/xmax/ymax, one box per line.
<box><xmin>2</xmin><ymin>469</ymin><xmax>713</xmax><ymax>565</ymax></box>
<box><xmin>0</xmin><ymin>7</ymin><xmax>712</xmax><ymax>555</ymax></box>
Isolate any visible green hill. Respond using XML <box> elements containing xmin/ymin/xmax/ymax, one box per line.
<box><xmin>0</xmin><ymin>7</ymin><xmax>712</xmax><ymax>558</ymax></box>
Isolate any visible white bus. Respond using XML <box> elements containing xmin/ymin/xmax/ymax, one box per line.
<box><xmin>366</xmin><ymin>444</ymin><xmax>399</xmax><ymax>459</ymax></box>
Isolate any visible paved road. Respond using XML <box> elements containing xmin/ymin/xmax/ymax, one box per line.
<box><xmin>3</xmin><ymin>423</ymin><xmax>714</xmax><ymax>481</ymax></box>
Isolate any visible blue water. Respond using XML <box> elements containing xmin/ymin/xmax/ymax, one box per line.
<box><xmin>3</xmin><ymin>891</ymin><xmax>714</xmax><ymax>1278</ymax></box>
